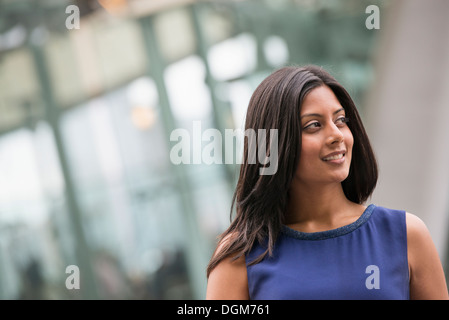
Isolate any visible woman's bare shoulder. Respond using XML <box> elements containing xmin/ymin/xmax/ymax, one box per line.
<box><xmin>405</xmin><ymin>212</ymin><xmax>449</xmax><ymax>299</ymax></box>
<box><xmin>405</xmin><ymin>212</ymin><xmax>428</xmax><ymax>235</ymax></box>
<box><xmin>206</xmin><ymin>232</ymin><xmax>249</xmax><ymax>300</ymax></box>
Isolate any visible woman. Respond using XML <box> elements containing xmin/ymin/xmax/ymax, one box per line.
<box><xmin>206</xmin><ymin>65</ymin><xmax>448</xmax><ymax>300</ymax></box>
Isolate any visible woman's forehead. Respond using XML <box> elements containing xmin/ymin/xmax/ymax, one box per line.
<box><xmin>300</xmin><ymin>86</ymin><xmax>343</xmax><ymax>114</ymax></box>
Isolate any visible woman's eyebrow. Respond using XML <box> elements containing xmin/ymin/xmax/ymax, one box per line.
<box><xmin>300</xmin><ymin>107</ymin><xmax>345</xmax><ymax>120</ymax></box>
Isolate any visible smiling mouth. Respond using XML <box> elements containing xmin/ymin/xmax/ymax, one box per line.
<box><xmin>322</xmin><ymin>153</ymin><xmax>345</xmax><ymax>161</ymax></box>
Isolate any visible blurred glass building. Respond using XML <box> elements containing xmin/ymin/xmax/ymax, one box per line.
<box><xmin>0</xmin><ymin>0</ymin><xmax>447</xmax><ymax>299</ymax></box>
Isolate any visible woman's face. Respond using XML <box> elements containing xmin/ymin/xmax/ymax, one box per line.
<box><xmin>295</xmin><ymin>85</ymin><xmax>353</xmax><ymax>186</ymax></box>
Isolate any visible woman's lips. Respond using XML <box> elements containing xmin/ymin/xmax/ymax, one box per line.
<box><xmin>322</xmin><ymin>151</ymin><xmax>346</xmax><ymax>164</ymax></box>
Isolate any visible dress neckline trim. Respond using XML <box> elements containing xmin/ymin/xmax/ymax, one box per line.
<box><xmin>281</xmin><ymin>204</ymin><xmax>376</xmax><ymax>240</ymax></box>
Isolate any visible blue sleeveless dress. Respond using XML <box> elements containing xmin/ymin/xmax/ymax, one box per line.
<box><xmin>245</xmin><ymin>204</ymin><xmax>410</xmax><ymax>299</ymax></box>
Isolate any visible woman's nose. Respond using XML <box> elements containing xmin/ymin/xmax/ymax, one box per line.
<box><xmin>326</xmin><ymin>123</ymin><xmax>344</xmax><ymax>145</ymax></box>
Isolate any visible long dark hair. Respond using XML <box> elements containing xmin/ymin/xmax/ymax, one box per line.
<box><xmin>206</xmin><ymin>65</ymin><xmax>378</xmax><ymax>277</ymax></box>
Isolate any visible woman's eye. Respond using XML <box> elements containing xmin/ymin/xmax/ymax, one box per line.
<box><xmin>304</xmin><ymin>122</ymin><xmax>320</xmax><ymax>130</ymax></box>
<box><xmin>303</xmin><ymin>117</ymin><xmax>349</xmax><ymax>131</ymax></box>
<box><xmin>336</xmin><ymin>117</ymin><xmax>349</xmax><ymax>126</ymax></box>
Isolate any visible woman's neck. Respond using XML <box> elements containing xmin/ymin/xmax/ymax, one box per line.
<box><xmin>285</xmin><ymin>182</ymin><xmax>364</xmax><ymax>232</ymax></box>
